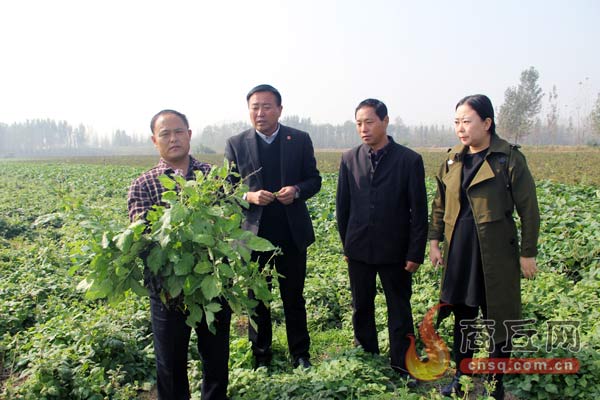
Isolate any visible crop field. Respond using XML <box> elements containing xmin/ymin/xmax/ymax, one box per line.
<box><xmin>1</xmin><ymin>148</ymin><xmax>599</xmax><ymax>399</ymax></box>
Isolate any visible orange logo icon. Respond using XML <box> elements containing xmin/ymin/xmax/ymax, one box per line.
<box><xmin>405</xmin><ymin>303</ymin><xmax>451</xmax><ymax>381</ymax></box>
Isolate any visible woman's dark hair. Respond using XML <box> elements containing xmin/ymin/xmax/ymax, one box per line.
<box><xmin>246</xmin><ymin>84</ymin><xmax>282</xmax><ymax>106</ymax></box>
<box><xmin>150</xmin><ymin>109</ymin><xmax>189</xmax><ymax>134</ymax></box>
<box><xmin>355</xmin><ymin>98</ymin><xmax>388</xmax><ymax>121</ymax></box>
<box><xmin>456</xmin><ymin>94</ymin><xmax>496</xmax><ymax>135</ymax></box>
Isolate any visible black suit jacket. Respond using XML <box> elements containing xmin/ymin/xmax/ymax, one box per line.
<box><xmin>336</xmin><ymin>137</ymin><xmax>428</xmax><ymax>265</ymax></box>
<box><xmin>225</xmin><ymin>125</ymin><xmax>322</xmax><ymax>251</ymax></box>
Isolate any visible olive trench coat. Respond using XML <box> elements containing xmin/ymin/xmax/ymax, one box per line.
<box><xmin>428</xmin><ymin>134</ymin><xmax>540</xmax><ymax>344</ymax></box>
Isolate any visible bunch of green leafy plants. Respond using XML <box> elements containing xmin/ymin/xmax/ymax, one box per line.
<box><xmin>70</xmin><ymin>162</ymin><xmax>277</xmax><ymax>332</ymax></box>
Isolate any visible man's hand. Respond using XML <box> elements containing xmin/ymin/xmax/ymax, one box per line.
<box><xmin>520</xmin><ymin>256</ymin><xmax>538</xmax><ymax>279</ymax></box>
<box><xmin>246</xmin><ymin>190</ymin><xmax>276</xmax><ymax>206</ymax></box>
<box><xmin>405</xmin><ymin>261</ymin><xmax>420</xmax><ymax>273</ymax></box>
<box><xmin>276</xmin><ymin>186</ymin><xmax>297</xmax><ymax>205</ymax></box>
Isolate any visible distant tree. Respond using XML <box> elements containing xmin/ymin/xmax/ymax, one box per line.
<box><xmin>590</xmin><ymin>92</ymin><xmax>600</xmax><ymax>137</ymax></box>
<box><xmin>498</xmin><ymin>66</ymin><xmax>544</xmax><ymax>143</ymax></box>
<box><xmin>546</xmin><ymin>85</ymin><xmax>560</xmax><ymax>144</ymax></box>
<box><xmin>389</xmin><ymin>116</ymin><xmax>409</xmax><ymax>143</ymax></box>
<box><xmin>0</xmin><ymin>123</ymin><xmax>7</xmax><ymax>155</ymax></box>
<box><xmin>112</xmin><ymin>129</ymin><xmax>132</xmax><ymax>146</ymax></box>
<box><xmin>195</xmin><ymin>143</ymin><xmax>216</xmax><ymax>154</ymax></box>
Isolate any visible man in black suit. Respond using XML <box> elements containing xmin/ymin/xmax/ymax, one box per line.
<box><xmin>336</xmin><ymin>98</ymin><xmax>428</xmax><ymax>384</ymax></box>
<box><xmin>225</xmin><ymin>84</ymin><xmax>321</xmax><ymax>369</ymax></box>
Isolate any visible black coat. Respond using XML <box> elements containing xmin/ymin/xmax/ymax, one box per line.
<box><xmin>225</xmin><ymin>125</ymin><xmax>322</xmax><ymax>251</ymax></box>
<box><xmin>336</xmin><ymin>137</ymin><xmax>428</xmax><ymax>265</ymax></box>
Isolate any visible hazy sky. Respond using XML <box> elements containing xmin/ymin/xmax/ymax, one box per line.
<box><xmin>1</xmin><ymin>0</ymin><xmax>599</xmax><ymax>138</ymax></box>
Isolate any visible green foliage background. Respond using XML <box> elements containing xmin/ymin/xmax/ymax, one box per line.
<box><xmin>1</xmin><ymin>150</ymin><xmax>599</xmax><ymax>399</ymax></box>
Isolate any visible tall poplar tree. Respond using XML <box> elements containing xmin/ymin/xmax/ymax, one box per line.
<box><xmin>498</xmin><ymin>66</ymin><xmax>544</xmax><ymax>143</ymax></box>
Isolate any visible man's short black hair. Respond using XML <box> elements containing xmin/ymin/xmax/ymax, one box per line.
<box><xmin>355</xmin><ymin>98</ymin><xmax>388</xmax><ymax>121</ymax></box>
<box><xmin>246</xmin><ymin>84</ymin><xmax>282</xmax><ymax>106</ymax></box>
<box><xmin>150</xmin><ymin>109</ymin><xmax>189</xmax><ymax>134</ymax></box>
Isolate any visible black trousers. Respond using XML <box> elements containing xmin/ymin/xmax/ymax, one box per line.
<box><xmin>347</xmin><ymin>259</ymin><xmax>414</xmax><ymax>371</ymax></box>
<box><xmin>149</xmin><ymin>294</ymin><xmax>231</xmax><ymax>400</ymax></box>
<box><xmin>452</xmin><ymin>304</ymin><xmax>511</xmax><ymax>375</ymax></box>
<box><xmin>249</xmin><ymin>245</ymin><xmax>310</xmax><ymax>362</ymax></box>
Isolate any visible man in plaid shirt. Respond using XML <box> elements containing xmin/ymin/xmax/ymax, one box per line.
<box><xmin>128</xmin><ymin>109</ymin><xmax>230</xmax><ymax>400</ymax></box>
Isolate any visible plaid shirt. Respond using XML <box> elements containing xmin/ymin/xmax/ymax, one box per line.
<box><xmin>127</xmin><ymin>156</ymin><xmax>211</xmax><ymax>222</ymax></box>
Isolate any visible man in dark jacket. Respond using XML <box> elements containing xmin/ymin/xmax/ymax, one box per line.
<box><xmin>336</xmin><ymin>98</ymin><xmax>428</xmax><ymax>383</ymax></box>
<box><xmin>225</xmin><ymin>84</ymin><xmax>321</xmax><ymax>369</ymax></box>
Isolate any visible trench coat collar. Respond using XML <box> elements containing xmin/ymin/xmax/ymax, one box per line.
<box><xmin>447</xmin><ymin>133</ymin><xmax>511</xmax><ymax>162</ymax></box>
<box><xmin>445</xmin><ymin>134</ymin><xmax>512</xmax><ymax>188</ymax></box>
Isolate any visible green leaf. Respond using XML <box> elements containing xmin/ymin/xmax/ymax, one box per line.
<box><xmin>207</xmin><ymin>205</ymin><xmax>223</xmax><ymax>217</ymax></box>
<box><xmin>186</xmin><ymin>303</ymin><xmax>203</xmax><ymax>328</ymax></box>
<box><xmin>204</xmin><ymin>302</ymin><xmax>222</xmax><ymax>313</ymax></box>
<box><xmin>544</xmin><ymin>383</ymin><xmax>558</xmax><ymax>394</ymax></box>
<box><xmin>218</xmin><ymin>164</ymin><xmax>229</xmax><ymax>178</ymax></box>
<box><xmin>130</xmin><ymin>219</ymin><xmax>147</xmax><ymax>235</ymax></box>
<box><xmin>201</xmin><ymin>275</ymin><xmax>221</xmax><ymax>300</ymax></box>
<box><xmin>252</xmin><ymin>279</ymin><xmax>272</xmax><ymax>302</ymax></box>
<box><xmin>129</xmin><ymin>278</ymin><xmax>149</xmax><ymax>297</ymax></box>
<box><xmin>115</xmin><ymin>264</ymin><xmax>129</xmax><ymax>277</ymax></box>
<box><xmin>239</xmin><ymin>198</ymin><xmax>250</xmax><ymax>209</ymax></box>
<box><xmin>114</xmin><ymin>229</ymin><xmax>134</xmax><ymax>252</ymax></box>
<box><xmin>218</xmin><ymin>263</ymin><xmax>234</xmax><ymax>278</ymax></box>
<box><xmin>191</xmin><ymin>214</ymin><xmax>209</xmax><ymax>233</ymax></box>
<box><xmin>237</xmin><ymin>245</ymin><xmax>251</xmax><ymax>262</ymax></box>
<box><xmin>183</xmin><ymin>274</ymin><xmax>203</xmax><ymax>295</ymax></box>
<box><xmin>194</xmin><ymin>260</ymin><xmax>213</xmax><ymax>274</ymax></box>
<box><xmin>174</xmin><ymin>253</ymin><xmax>194</xmax><ymax>276</ymax></box>
<box><xmin>86</xmin><ymin>278</ymin><xmax>113</xmax><ymax>299</ymax></box>
<box><xmin>168</xmin><ymin>250</ymin><xmax>180</xmax><ymax>263</ymax></box>
<box><xmin>162</xmin><ymin>191</ymin><xmax>178</xmax><ymax>202</ymax></box>
<box><xmin>158</xmin><ymin>174</ymin><xmax>176</xmax><ymax>190</ymax></box>
<box><xmin>216</xmin><ymin>242</ymin><xmax>235</xmax><ymax>259</ymax></box>
<box><xmin>173</xmin><ymin>174</ymin><xmax>187</xmax><ymax>188</ymax></box>
<box><xmin>166</xmin><ymin>274</ymin><xmax>184</xmax><ymax>298</ymax></box>
<box><xmin>193</xmin><ymin>234</ymin><xmax>215</xmax><ymax>246</ymax></box>
<box><xmin>170</xmin><ymin>203</ymin><xmax>187</xmax><ymax>224</ymax></box>
<box><xmin>205</xmin><ymin>310</ymin><xmax>216</xmax><ymax>333</ymax></box>
<box><xmin>245</xmin><ymin>236</ymin><xmax>277</xmax><ymax>252</ymax></box>
<box><xmin>147</xmin><ymin>246</ymin><xmax>166</xmax><ymax>274</ymax></box>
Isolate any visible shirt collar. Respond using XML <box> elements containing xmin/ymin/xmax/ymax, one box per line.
<box><xmin>255</xmin><ymin>124</ymin><xmax>280</xmax><ymax>144</ymax></box>
<box><xmin>368</xmin><ymin>136</ymin><xmax>393</xmax><ymax>157</ymax></box>
<box><xmin>157</xmin><ymin>156</ymin><xmax>194</xmax><ymax>177</ymax></box>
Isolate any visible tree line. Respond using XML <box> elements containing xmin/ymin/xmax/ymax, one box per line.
<box><xmin>2</xmin><ymin>67</ymin><xmax>600</xmax><ymax>157</ymax></box>
<box><xmin>0</xmin><ymin>120</ymin><xmax>150</xmax><ymax>157</ymax></box>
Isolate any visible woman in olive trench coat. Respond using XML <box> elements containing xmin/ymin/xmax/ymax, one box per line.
<box><xmin>429</xmin><ymin>94</ymin><xmax>540</xmax><ymax>399</ymax></box>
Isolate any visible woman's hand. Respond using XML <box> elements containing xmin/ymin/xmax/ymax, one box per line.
<box><xmin>520</xmin><ymin>256</ymin><xmax>538</xmax><ymax>279</ymax></box>
<box><xmin>429</xmin><ymin>240</ymin><xmax>444</xmax><ymax>269</ymax></box>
